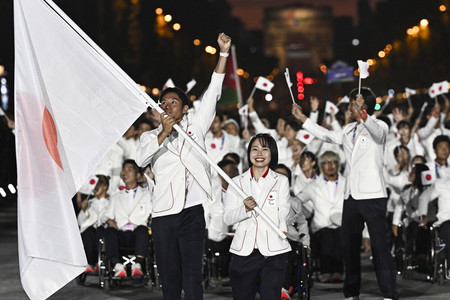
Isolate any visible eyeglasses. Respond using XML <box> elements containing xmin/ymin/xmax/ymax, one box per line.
<box><xmin>321</xmin><ymin>161</ymin><xmax>337</xmax><ymax>166</ymax></box>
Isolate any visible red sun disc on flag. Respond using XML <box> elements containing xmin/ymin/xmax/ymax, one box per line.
<box><xmin>263</xmin><ymin>83</ymin><xmax>267</xmax><ymax>87</ymax></box>
<box><xmin>211</xmin><ymin>143</ymin><xmax>216</xmax><ymax>149</ymax></box>
<box><xmin>90</xmin><ymin>179</ymin><xmax>96</xmax><ymax>185</ymax></box>
<box><xmin>426</xmin><ymin>174</ymin><xmax>432</xmax><ymax>180</ymax></box>
<box><xmin>42</xmin><ymin>107</ymin><xmax>63</xmax><ymax>170</ymax></box>
<box><xmin>304</xmin><ymin>134</ymin><xmax>310</xmax><ymax>139</ymax></box>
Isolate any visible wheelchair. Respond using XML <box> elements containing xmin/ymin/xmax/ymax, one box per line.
<box><xmin>395</xmin><ymin>222</ymin><xmax>447</xmax><ymax>284</ymax></box>
<box><xmin>82</xmin><ymin>229</ymin><xmax>160</xmax><ymax>293</ymax></box>
<box><xmin>292</xmin><ymin>241</ymin><xmax>312</xmax><ymax>300</ymax></box>
<box><xmin>202</xmin><ymin>235</ymin><xmax>232</xmax><ymax>290</ymax></box>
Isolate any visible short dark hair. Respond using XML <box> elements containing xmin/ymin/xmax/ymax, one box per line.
<box><xmin>122</xmin><ymin>159</ymin><xmax>142</xmax><ymax>175</ymax></box>
<box><xmin>275</xmin><ymin>164</ymin><xmax>292</xmax><ymax>185</ymax></box>
<box><xmin>396</xmin><ymin>120</ymin><xmax>411</xmax><ymax>131</ymax></box>
<box><xmin>284</xmin><ymin>119</ymin><xmax>302</xmax><ymax>132</ymax></box>
<box><xmin>433</xmin><ymin>135</ymin><xmax>450</xmax><ymax>150</ymax></box>
<box><xmin>159</xmin><ymin>87</ymin><xmax>191</xmax><ymax>108</ymax></box>
<box><xmin>223</xmin><ymin>152</ymin><xmax>240</xmax><ymax>165</ymax></box>
<box><xmin>349</xmin><ymin>87</ymin><xmax>377</xmax><ymax>115</ymax></box>
<box><xmin>218</xmin><ymin>158</ymin><xmax>237</xmax><ymax>170</ymax></box>
<box><xmin>247</xmin><ymin>133</ymin><xmax>278</xmax><ymax>170</ymax></box>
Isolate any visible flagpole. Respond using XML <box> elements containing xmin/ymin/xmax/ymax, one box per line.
<box><xmin>417</xmin><ymin>102</ymin><xmax>428</xmax><ymax>122</ymax></box>
<box><xmin>358</xmin><ymin>76</ymin><xmax>362</xmax><ymax>94</ymax></box>
<box><xmin>284</xmin><ymin>68</ymin><xmax>296</xmax><ymax>104</ymax></box>
<box><xmin>407</xmin><ymin>96</ymin><xmax>412</xmax><ymax>108</ymax></box>
<box><xmin>248</xmin><ymin>85</ymin><xmax>257</xmax><ymax>100</ymax></box>
<box><xmin>42</xmin><ymin>0</ymin><xmax>285</xmax><ymax>239</ymax></box>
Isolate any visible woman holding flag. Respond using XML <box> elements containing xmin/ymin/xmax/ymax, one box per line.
<box><xmin>135</xmin><ymin>33</ymin><xmax>231</xmax><ymax>300</ymax></box>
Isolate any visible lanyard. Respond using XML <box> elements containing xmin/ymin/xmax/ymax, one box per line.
<box><xmin>351</xmin><ymin>125</ymin><xmax>358</xmax><ymax>144</ymax></box>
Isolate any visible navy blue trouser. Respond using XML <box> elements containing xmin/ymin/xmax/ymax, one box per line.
<box><xmin>229</xmin><ymin>250</ymin><xmax>288</xmax><ymax>300</ymax></box>
<box><xmin>152</xmin><ymin>205</ymin><xmax>205</xmax><ymax>300</ymax></box>
<box><xmin>105</xmin><ymin>225</ymin><xmax>149</xmax><ymax>265</ymax></box>
<box><xmin>81</xmin><ymin>226</ymin><xmax>105</xmax><ymax>266</ymax></box>
<box><xmin>341</xmin><ymin>196</ymin><xmax>398</xmax><ymax>300</ymax></box>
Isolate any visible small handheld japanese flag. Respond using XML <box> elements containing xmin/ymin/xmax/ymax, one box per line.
<box><xmin>255</xmin><ymin>77</ymin><xmax>274</xmax><ymax>92</ymax></box>
<box><xmin>238</xmin><ymin>104</ymin><xmax>249</xmax><ymax>129</ymax></box>
<box><xmin>163</xmin><ymin>78</ymin><xmax>175</xmax><ymax>90</ymax></box>
<box><xmin>357</xmin><ymin>60</ymin><xmax>370</xmax><ymax>79</ymax></box>
<box><xmin>421</xmin><ymin>170</ymin><xmax>435</xmax><ymax>186</ymax></box>
<box><xmin>405</xmin><ymin>87</ymin><xmax>416</xmax><ymax>97</ymax></box>
<box><xmin>284</xmin><ymin>68</ymin><xmax>293</xmax><ymax>87</ymax></box>
<box><xmin>325</xmin><ymin>101</ymin><xmax>338</xmax><ymax>114</ymax></box>
<box><xmin>428</xmin><ymin>81</ymin><xmax>449</xmax><ymax>98</ymax></box>
<box><xmin>186</xmin><ymin>79</ymin><xmax>196</xmax><ymax>93</ymax></box>
<box><xmin>337</xmin><ymin>95</ymin><xmax>350</xmax><ymax>106</ymax></box>
<box><xmin>78</xmin><ymin>175</ymin><xmax>98</xmax><ymax>195</ymax></box>
<box><xmin>296</xmin><ymin>129</ymin><xmax>315</xmax><ymax>145</ymax></box>
<box><xmin>239</xmin><ymin>104</ymin><xmax>248</xmax><ymax>117</ymax></box>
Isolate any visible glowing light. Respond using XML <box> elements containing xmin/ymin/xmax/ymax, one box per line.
<box><xmin>412</xmin><ymin>26</ymin><xmax>419</xmax><ymax>34</ymax></box>
<box><xmin>298</xmin><ymin>94</ymin><xmax>305</xmax><ymax>100</ymax></box>
<box><xmin>303</xmin><ymin>77</ymin><xmax>314</xmax><ymax>85</ymax></box>
<box><xmin>164</xmin><ymin>14</ymin><xmax>172</xmax><ymax>22</ymax></box>
<box><xmin>439</xmin><ymin>5</ymin><xmax>446</xmax><ymax>12</ymax></box>
<box><xmin>237</xmin><ymin>69</ymin><xmax>244</xmax><ymax>76</ymax></box>
<box><xmin>0</xmin><ymin>65</ymin><xmax>4</xmax><ymax>76</ymax></box>
<box><xmin>151</xmin><ymin>88</ymin><xmax>160</xmax><ymax>95</ymax></box>
<box><xmin>243</xmin><ymin>72</ymin><xmax>249</xmax><ymax>79</ymax></box>
<box><xmin>155</xmin><ymin>8</ymin><xmax>163</xmax><ymax>15</ymax></box>
<box><xmin>210</xmin><ymin>47</ymin><xmax>217</xmax><ymax>55</ymax></box>
<box><xmin>267</xmin><ymin>75</ymin><xmax>274</xmax><ymax>81</ymax></box>
<box><xmin>193</xmin><ymin>39</ymin><xmax>201</xmax><ymax>46</ymax></box>
<box><xmin>8</xmin><ymin>184</ymin><xmax>16</xmax><ymax>194</ymax></box>
<box><xmin>173</xmin><ymin>23</ymin><xmax>181</xmax><ymax>31</ymax></box>
<box><xmin>367</xmin><ymin>59</ymin><xmax>375</xmax><ymax>66</ymax></box>
<box><xmin>375</xmin><ymin>103</ymin><xmax>381</xmax><ymax>111</ymax></box>
<box><xmin>385</xmin><ymin>44</ymin><xmax>392</xmax><ymax>51</ymax></box>
<box><xmin>319</xmin><ymin>64</ymin><xmax>327</xmax><ymax>74</ymax></box>
<box><xmin>137</xmin><ymin>84</ymin><xmax>147</xmax><ymax>92</ymax></box>
<box><xmin>420</xmin><ymin>19</ymin><xmax>429</xmax><ymax>27</ymax></box>
<box><xmin>378</xmin><ymin>51</ymin><xmax>386</xmax><ymax>58</ymax></box>
<box><xmin>205</xmin><ymin>46</ymin><xmax>212</xmax><ymax>53</ymax></box>
<box><xmin>407</xmin><ymin>28</ymin><xmax>414</xmax><ymax>35</ymax></box>
<box><xmin>265</xmin><ymin>94</ymin><xmax>273</xmax><ymax>101</ymax></box>
<box><xmin>0</xmin><ymin>188</ymin><xmax>5</xmax><ymax>198</ymax></box>
<box><xmin>352</xmin><ymin>39</ymin><xmax>360</xmax><ymax>46</ymax></box>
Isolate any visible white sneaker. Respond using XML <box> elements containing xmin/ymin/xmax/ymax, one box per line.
<box><xmin>345</xmin><ymin>297</ymin><xmax>360</xmax><ymax>300</ymax></box>
<box><xmin>113</xmin><ymin>263</ymin><xmax>126</xmax><ymax>278</ymax></box>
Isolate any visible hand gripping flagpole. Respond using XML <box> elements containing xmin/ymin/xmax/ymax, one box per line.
<box><xmin>41</xmin><ymin>0</ymin><xmax>286</xmax><ymax>240</ymax></box>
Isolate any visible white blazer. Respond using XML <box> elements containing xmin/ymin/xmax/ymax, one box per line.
<box><xmin>418</xmin><ymin>177</ymin><xmax>450</xmax><ymax>226</ymax></box>
<box><xmin>77</xmin><ymin>197</ymin><xmax>109</xmax><ymax>233</ymax></box>
<box><xmin>104</xmin><ymin>186</ymin><xmax>152</xmax><ymax>230</ymax></box>
<box><xmin>303</xmin><ymin>116</ymin><xmax>388</xmax><ymax>200</ymax></box>
<box><xmin>135</xmin><ymin>72</ymin><xmax>224</xmax><ymax>218</ymax></box>
<box><xmin>223</xmin><ymin>169</ymin><xmax>291</xmax><ymax>257</ymax></box>
<box><xmin>297</xmin><ymin>174</ymin><xmax>346</xmax><ymax>233</ymax></box>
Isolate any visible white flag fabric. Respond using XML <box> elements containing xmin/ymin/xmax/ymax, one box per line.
<box><xmin>284</xmin><ymin>68</ymin><xmax>293</xmax><ymax>87</ymax></box>
<box><xmin>405</xmin><ymin>87</ymin><xmax>416</xmax><ymax>97</ymax></box>
<box><xmin>357</xmin><ymin>60</ymin><xmax>370</xmax><ymax>79</ymax></box>
<box><xmin>185</xmin><ymin>79</ymin><xmax>197</xmax><ymax>93</ymax></box>
<box><xmin>325</xmin><ymin>100</ymin><xmax>338</xmax><ymax>114</ymax></box>
<box><xmin>163</xmin><ymin>78</ymin><xmax>175</xmax><ymax>90</ymax></box>
<box><xmin>14</xmin><ymin>0</ymin><xmax>149</xmax><ymax>299</ymax></box>
<box><xmin>255</xmin><ymin>76</ymin><xmax>274</xmax><ymax>92</ymax></box>
<box><xmin>428</xmin><ymin>81</ymin><xmax>449</xmax><ymax>98</ymax></box>
<box><xmin>336</xmin><ymin>95</ymin><xmax>350</xmax><ymax>106</ymax></box>
<box><xmin>296</xmin><ymin>129</ymin><xmax>315</xmax><ymax>145</ymax></box>
<box><xmin>238</xmin><ymin>104</ymin><xmax>249</xmax><ymax>116</ymax></box>
<box><xmin>421</xmin><ymin>170</ymin><xmax>435</xmax><ymax>186</ymax></box>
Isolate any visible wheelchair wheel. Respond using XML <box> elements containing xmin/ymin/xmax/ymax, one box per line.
<box><xmin>426</xmin><ymin>226</ymin><xmax>446</xmax><ymax>283</ymax></box>
<box><xmin>296</xmin><ymin>245</ymin><xmax>311</xmax><ymax>300</ymax></box>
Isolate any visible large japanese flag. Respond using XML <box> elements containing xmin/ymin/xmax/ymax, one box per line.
<box><xmin>14</xmin><ymin>0</ymin><xmax>150</xmax><ymax>299</ymax></box>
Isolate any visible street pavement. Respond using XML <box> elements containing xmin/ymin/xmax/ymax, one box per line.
<box><xmin>1</xmin><ymin>198</ymin><xmax>450</xmax><ymax>299</ymax></box>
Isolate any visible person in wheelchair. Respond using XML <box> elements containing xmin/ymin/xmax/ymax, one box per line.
<box><xmin>204</xmin><ymin>158</ymin><xmax>239</xmax><ymax>280</ymax></box>
<box><xmin>274</xmin><ymin>164</ymin><xmax>310</xmax><ymax>299</ymax></box>
<box><xmin>296</xmin><ymin>151</ymin><xmax>345</xmax><ymax>283</ymax></box>
<box><xmin>77</xmin><ymin>174</ymin><xmax>110</xmax><ymax>274</ymax></box>
<box><xmin>418</xmin><ymin>162</ymin><xmax>450</xmax><ymax>275</ymax></box>
<box><xmin>392</xmin><ymin>163</ymin><xmax>432</xmax><ymax>272</ymax></box>
<box><xmin>104</xmin><ymin>159</ymin><xmax>152</xmax><ymax>279</ymax></box>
